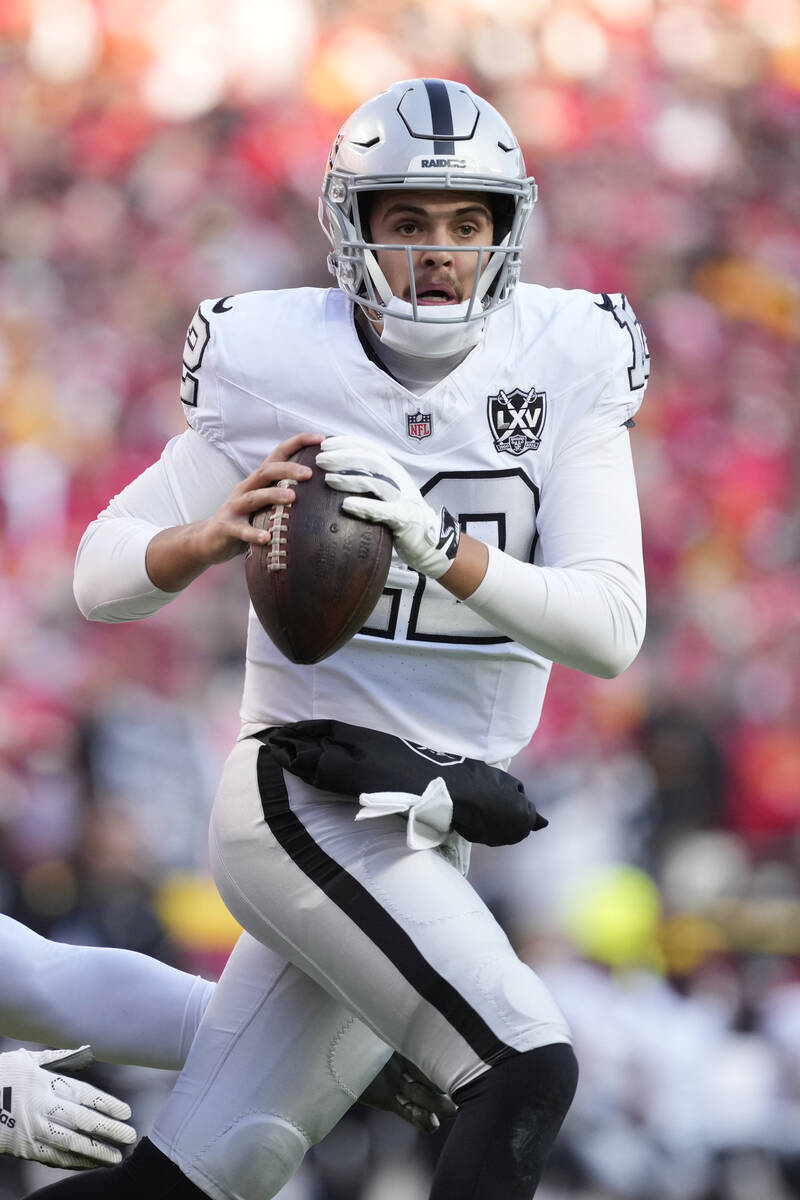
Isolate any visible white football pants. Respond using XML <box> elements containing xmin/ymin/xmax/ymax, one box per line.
<box><xmin>151</xmin><ymin>736</ymin><xmax>571</xmax><ymax>1200</ymax></box>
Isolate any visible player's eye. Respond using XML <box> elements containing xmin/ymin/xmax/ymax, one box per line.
<box><xmin>396</xmin><ymin>221</ymin><xmax>420</xmax><ymax>236</ymax></box>
<box><xmin>456</xmin><ymin>223</ymin><xmax>479</xmax><ymax>237</ymax></box>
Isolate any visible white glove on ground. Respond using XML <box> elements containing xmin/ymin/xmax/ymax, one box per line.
<box><xmin>356</xmin><ymin>777</ymin><xmax>454</xmax><ymax>850</ymax></box>
<box><xmin>0</xmin><ymin>1046</ymin><xmax>136</xmax><ymax>1169</ymax></box>
<box><xmin>317</xmin><ymin>436</ymin><xmax>460</xmax><ymax>579</ymax></box>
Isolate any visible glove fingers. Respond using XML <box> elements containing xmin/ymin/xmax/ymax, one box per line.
<box><xmin>46</xmin><ymin>1095</ymin><xmax>135</xmax><ymax>1145</ymax></box>
<box><xmin>34</xmin><ymin>1146</ymin><xmax>121</xmax><ymax>1170</ymax></box>
<box><xmin>53</xmin><ymin>1074</ymin><xmax>133</xmax><ymax>1122</ymax></box>
<box><xmin>317</xmin><ymin>447</ymin><xmax>393</xmax><ymax>474</ymax></box>
<box><xmin>323</xmin><ymin>472</ymin><xmax>396</xmax><ymax>502</ymax></box>
<box><xmin>318</xmin><ymin>436</ymin><xmax>396</xmax><ymax>468</ymax></box>
<box><xmin>341</xmin><ymin>496</ymin><xmax>399</xmax><ymax>527</ymax></box>
<box><xmin>396</xmin><ymin>1101</ymin><xmax>440</xmax><ymax>1134</ymax></box>
<box><xmin>316</xmin><ymin>451</ymin><xmax>407</xmax><ymax>492</ymax></box>
<box><xmin>399</xmin><ymin>1077</ymin><xmax>458</xmax><ymax>1119</ymax></box>
<box><xmin>39</xmin><ymin>1123</ymin><xmax>126</xmax><ymax>1167</ymax></box>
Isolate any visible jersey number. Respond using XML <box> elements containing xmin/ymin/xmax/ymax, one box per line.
<box><xmin>180</xmin><ymin>309</ymin><xmax>211</xmax><ymax>407</ymax></box>
<box><xmin>360</xmin><ymin>469</ymin><xmax>539</xmax><ymax>646</ymax></box>
<box><xmin>597</xmin><ymin>293</ymin><xmax>650</xmax><ymax>391</ymax></box>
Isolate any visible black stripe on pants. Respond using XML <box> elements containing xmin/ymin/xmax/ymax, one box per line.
<box><xmin>256</xmin><ymin>745</ymin><xmax>517</xmax><ymax>1071</ymax></box>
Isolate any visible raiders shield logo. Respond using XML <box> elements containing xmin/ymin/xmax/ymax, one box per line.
<box><xmin>488</xmin><ymin>386</ymin><xmax>546</xmax><ymax>455</ymax></box>
<box><xmin>407</xmin><ymin>411</ymin><xmax>432</xmax><ymax>440</ymax></box>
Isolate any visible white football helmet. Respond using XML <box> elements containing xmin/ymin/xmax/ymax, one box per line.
<box><xmin>319</xmin><ymin>79</ymin><xmax>536</xmax><ymax>334</ymax></box>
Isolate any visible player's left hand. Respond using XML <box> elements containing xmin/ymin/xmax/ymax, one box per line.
<box><xmin>317</xmin><ymin>436</ymin><xmax>460</xmax><ymax>579</ymax></box>
<box><xmin>0</xmin><ymin>1045</ymin><xmax>137</xmax><ymax>1169</ymax></box>
<box><xmin>360</xmin><ymin>1053</ymin><xmax>457</xmax><ymax>1134</ymax></box>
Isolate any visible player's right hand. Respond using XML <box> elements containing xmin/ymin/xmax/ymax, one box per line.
<box><xmin>0</xmin><ymin>1045</ymin><xmax>136</xmax><ymax>1170</ymax></box>
<box><xmin>194</xmin><ymin>432</ymin><xmax>325</xmax><ymax>565</ymax></box>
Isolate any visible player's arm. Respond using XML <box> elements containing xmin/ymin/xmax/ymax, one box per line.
<box><xmin>319</xmin><ymin>423</ymin><xmax>644</xmax><ymax>678</ymax></box>
<box><xmin>0</xmin><ymin>915</ymin><xmax>213</xmax><ymax>1071</ymax></box>
<box><xmin>455</xmin><ymin>420</ymin><xmax>644</xmax><ymax>677</ymax></box>
<box><xmin>143</xmin><ymin>431</ymin><xmax>323</xmax><ymax>593</ymax></box>
<box><xmin>73</xmin><ymin>430</ymin><xmax>321</xmax><ymax>621</ymax></box>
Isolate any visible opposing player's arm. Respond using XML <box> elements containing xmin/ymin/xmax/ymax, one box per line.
<box><xmin>0</xmin><ymin>915</ymin><xmax>213</xmax><ymax>1071</ymax></box>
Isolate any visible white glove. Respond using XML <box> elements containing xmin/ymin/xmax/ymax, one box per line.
<box><xmin>0</xmin><ymin>1045</ymin><xmax>136</xmax><ymax>1169</ymax></box>
<box><xmin>356</xmin><ymin>777</ymin><xmax>454</xmax><ymax>850</ymax></box>
<box><xmin>317</xmin><ymin>436</ymin><xmax>460</xmax><ymax>579</ymax></box>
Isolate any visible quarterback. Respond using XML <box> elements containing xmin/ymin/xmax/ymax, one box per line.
<box><xmin>29</xmin><ymin>80</ymin><xmax>647</xmax><ymax>1199</ymax></box>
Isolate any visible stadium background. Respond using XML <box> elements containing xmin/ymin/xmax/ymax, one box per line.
<box><xmin>0</xmin><ymin>0</ymin><xmax>799</xmax><ymax>1195</ymax></box>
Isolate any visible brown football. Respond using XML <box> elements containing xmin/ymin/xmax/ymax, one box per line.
<box><xmin>245</xmin><ymin>443</ymin><xmax>393</xmax><ymax>664</ymax></box>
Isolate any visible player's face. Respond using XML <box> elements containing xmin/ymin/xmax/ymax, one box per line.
<box><xmin>367</xmin><ymin>189</ymin><xmax>494</xmax><ymax>311</ymax></box>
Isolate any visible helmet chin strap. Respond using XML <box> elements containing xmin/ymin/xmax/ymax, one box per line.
<box><xmin>379</xmin><ymin>297</ymin><xmax>486</xmax><ymax>359</ymax></box>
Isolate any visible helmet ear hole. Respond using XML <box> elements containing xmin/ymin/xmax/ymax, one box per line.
<box><xmin>492</xmin><ymin>196</ymin><xmax>515</xmax><ymax>244</ymax></box>
<box><xmin>357</xmin><ymin>191</ymin><xmax>376</xmax><ymax>243</ymax></box>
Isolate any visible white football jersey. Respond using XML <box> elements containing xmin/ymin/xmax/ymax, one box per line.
<box><xmin>175</xmin><ymin>283</ymin><xmax>647</xmax><ymax>763</ymax></box>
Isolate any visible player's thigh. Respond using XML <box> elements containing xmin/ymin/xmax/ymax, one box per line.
<box><xmin>210</xmin><ymin>736</ymin><xmax>571</xmax><ymax>1096</ymax></box>
<box><xmin>152</xmin><ymin>930</ymin><xmax>392</xmax><ymax>1200</ymax></box>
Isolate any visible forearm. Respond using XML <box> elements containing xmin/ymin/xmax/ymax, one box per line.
<box><xmin>438</xmin><ymin>534</ymin><xmax>489</xmax><ymax>600</ymax></box>
<box><xmin>462</xmin><ymin>543</ymin><xmax>645</xmax><ymax>676</ymax></box>
<box><xmin>0</xmin><ymin>917</ymin><xmax>213</xmax><ymax>1070</ymax></box>
<box><xmin>443</xmin><ymin>425</ymin><xmax>646</xmax><ymax>676</ymax></box>
<box><xmin>74</xmin><ymin>515</ymin><xmax>176</xmax><ymax>621</ymax></box>
<box><xmin>145</xmin><ymin>521</ymin><xmax>228</xmax><ymax>592</ymax></box>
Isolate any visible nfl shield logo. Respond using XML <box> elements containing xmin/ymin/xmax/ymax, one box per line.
<box><xmin>487</xmin><ymin>386</ymin><xmax>546</xmax><ymax>455</ymax></box>
<box><xmin>407</xmin><ymin>411</ymin><xmax>433</xmax><ymax>440</ymax></box>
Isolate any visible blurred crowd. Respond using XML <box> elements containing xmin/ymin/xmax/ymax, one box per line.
<box><xmin>1</xmin><ymin>0</ymin><xmax>799</xmax><ymax>1196</ymax></box>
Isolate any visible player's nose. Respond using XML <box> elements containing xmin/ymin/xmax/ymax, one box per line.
<box><xmin>420</xmin><ymin>244</ymin><xmax>454</xmax><ymax>267</ymax></box>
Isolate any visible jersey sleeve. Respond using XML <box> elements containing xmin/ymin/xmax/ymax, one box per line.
<box><xmin>73</xmin><ymin>428</ymin><xmax>244</xmax><ymax>622</ymax></box>
<box><xmin>590</xmin><ymin>292</ymin><xmax>650</xmax><ymax>429</ymax></box>
<box><xmin>461</xmin><ymin>288</ymin><xmax>648</xmax><ymax>678</ymax></box>
<box><xmin>179</xmin><ymin>300</ymin><xmax>225</xmax><ymax>445</ymax></box>
<box><xmin>464</xmin><ymin>422</ymin><xmax>645</xmax><ymax>678</ymax></box>
<box><xmin>176</xmin><ymin>291</ymin><xmax>295</xmax><ymax>475</ymax></box>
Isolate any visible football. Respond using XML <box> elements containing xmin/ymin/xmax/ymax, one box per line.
<box><xmin>245</xmin><ymin>444</ymin><xmax>393</xmax><ymax>664</ymax></box>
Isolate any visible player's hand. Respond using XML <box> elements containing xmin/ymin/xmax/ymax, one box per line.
<box><xmin>195</xmin><ymin>432</ymin><xmax>325</xmax><ymax>565</ymax></box>
<box><xmin>317</xmin><ymin>436</ymin><xmax>460</xmax><ymax>579</ymax></box>
<box><xmin>0</xmin><ymin>1046</ymin><xmax>137</xmax><ymax>1170</ymax></box>
<box><xmin>359</xmin><ymin>1053</ymin><xmax>457</xmax><ymax>1134</ymax></box>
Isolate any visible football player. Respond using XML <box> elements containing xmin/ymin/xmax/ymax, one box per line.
<box><xmin>30</xmin><ymin>79</ymin><xmax>647</xmax><ymax>1199</ymax></box>
<box><xmin>0</xmin><ymin>915</ymin><xmax>451</xmax><ymax>1171</ymax></box>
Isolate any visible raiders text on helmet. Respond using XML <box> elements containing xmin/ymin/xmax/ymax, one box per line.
<box><xmin>319</xmin><ymin>79</ymin><xmax>537</xmax><ymax>330</ymax></box>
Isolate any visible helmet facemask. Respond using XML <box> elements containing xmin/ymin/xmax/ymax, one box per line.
<box><xmin>319</xmin><ymin>169</ymin><xmax>536</xmax><ymax>329</ymax></box>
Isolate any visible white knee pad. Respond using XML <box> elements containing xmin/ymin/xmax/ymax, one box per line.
<box><xmin>469</xmin><ymin>957</ymin><xmax>572</xmax><ymax>1059</ymax></box>
<box><xmin>196</xmin><ymin>1113</ymin><xmax>310</xmax><ymax>1200</ymax></box>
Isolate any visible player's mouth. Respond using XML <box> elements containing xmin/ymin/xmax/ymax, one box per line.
<box><xmin>411</xmin><ymin>282</ymin><xmax>460</xmax><ymax>305</ymax></box>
